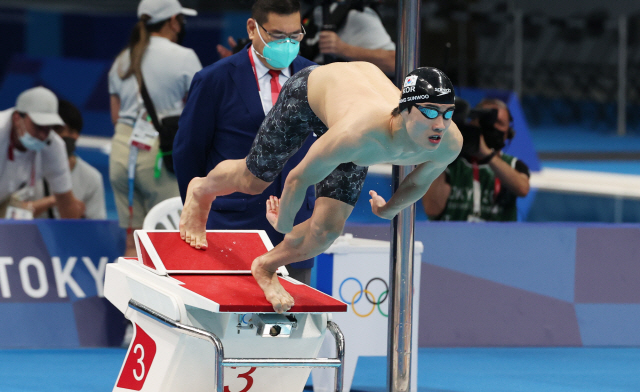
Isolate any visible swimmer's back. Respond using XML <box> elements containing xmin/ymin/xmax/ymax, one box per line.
<box><xmin>307</xmin><ymin>62</ymin><xmax>399</xmax><ymax>128</ymax></box>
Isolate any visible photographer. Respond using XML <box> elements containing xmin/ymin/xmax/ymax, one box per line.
<box><xmin>300</xmin><ymin>0</ymin><xmax>395</xmax><ymax>74</ymax></box>
<box><xmin>109</xmin><ymin>0</ymin><xmax>201</xmax><ymax>256</ymax></box>
<box><xmin>422</xmin><ymin>98</ymin><xmax>530</xmax><ymax>221</ymax></box>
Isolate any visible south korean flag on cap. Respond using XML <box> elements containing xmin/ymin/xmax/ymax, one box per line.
<box><xmin>403</xmin><ymin>75</ymin><xmax>418</xmax><ymax>88</ymax></box>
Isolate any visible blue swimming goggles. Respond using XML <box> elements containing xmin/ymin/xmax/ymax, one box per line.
<box><xmin>416</xmin><ymin>105</ymin><xmax>455</xmax><ymax>120</ymax></box>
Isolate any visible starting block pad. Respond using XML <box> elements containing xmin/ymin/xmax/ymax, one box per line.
<box><xmin>134</xmin><ymin>230</ymin><xmax>276</xmax><ymax>274</ymax></box>
<box><xmin>105</xmin><ymin>230</ymin><xmax>347</xmax><ymax>392</ymax></box>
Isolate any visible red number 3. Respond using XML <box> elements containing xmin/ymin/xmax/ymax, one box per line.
<box><xmin>224</xmin><ymin>367</ymin><xmax>257</xmax><ymax>392</ymax></box>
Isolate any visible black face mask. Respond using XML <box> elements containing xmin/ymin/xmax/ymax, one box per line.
<box><xmin>62</xmin><ymin>136</ymin><xmax>76</xmax><ymax>157</ymax></box>
<box><xmin>176</xmin><ymin>21</ymin><xmax>186</xmax><ymax>45</ymax></box>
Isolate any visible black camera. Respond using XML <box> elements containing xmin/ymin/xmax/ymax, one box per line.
<box><xmin>458</xmin><ymin>108</ymin><xmax>512</xmax><ymax>156</ymax></box>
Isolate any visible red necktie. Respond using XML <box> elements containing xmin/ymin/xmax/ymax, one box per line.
<box><xmin>268</xmin><ymin>69</ymin><xmax>281</xmax><ymax>106</ymax></box>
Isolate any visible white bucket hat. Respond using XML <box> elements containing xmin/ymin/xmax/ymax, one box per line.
<box><xmin>15</xmin><ymin>87</ymin><xmax>64</xmax><ymax>127</ymax></box>
<box><xmin>138</xmin><ymin>0</ymin><xmax>197</xmax><ymax>25</ymax></box>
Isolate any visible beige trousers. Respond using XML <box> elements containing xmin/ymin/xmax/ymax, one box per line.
<box><xmin>109</xmin><ymin>122</ymin><xmax>180</xmax><ymax>228</ymax></box>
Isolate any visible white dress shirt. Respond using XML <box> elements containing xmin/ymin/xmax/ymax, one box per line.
<box><xmin>251</xmin><ymin>46</ymin><xmax>291</xmax><ymax>115</ymax></box>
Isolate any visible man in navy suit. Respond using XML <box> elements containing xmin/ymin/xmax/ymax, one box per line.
<box><xmin>173</xmin><ymin>0</ymin><xmax>316</xmax><ymax>283</ymax></box>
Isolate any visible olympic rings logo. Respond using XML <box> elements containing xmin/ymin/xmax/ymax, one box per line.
<box><xmin>339</xmin><ymin>277</ymin><xmax>388</xmax><ymax>318</ymax></box>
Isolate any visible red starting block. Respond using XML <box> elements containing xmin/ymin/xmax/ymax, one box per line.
<box><xmin>135</xmin><ymin>230</ymin><xmax>273</xmax><ymax>274</ymax></box>
<box><xmin>105</xmin><ymin>230</ymin><xmax>347</xmax><ymax>392</ymax></box>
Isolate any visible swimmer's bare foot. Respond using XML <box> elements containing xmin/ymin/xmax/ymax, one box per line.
<box><xmin>251</xmin><ymin>255</ymin><xmax>294</xmax><ymax>314</ymax></box>
<box><xmin>180</xmin><ymin>177</ymin><xmax>212</xmax><ymax>250</ymax></box>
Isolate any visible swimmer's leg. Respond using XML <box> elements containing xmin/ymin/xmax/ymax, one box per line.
<box><xmin>252</xmin><ymin>197</ymin><xmax>353</xmax><ymax>313</ymax></box>
<box><xmin>180</xmin><ymin>159</ymin><xmax>271</xmax><ymax>249</ymax></box>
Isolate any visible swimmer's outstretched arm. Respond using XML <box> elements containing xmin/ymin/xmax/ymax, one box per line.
<box><xmin>370</xmin><ymin>161</ymin><xmax>449</xmax><ymax>219</ymax></box>
<box><xmin>370</xmin><ymin>126</ymin><xmax>462</xmax><ymax>219</ymax></box>
<box><xmin>271</xmin><ymin>128</ymin><xmax>354</xmax><ymax>233</ymax></box>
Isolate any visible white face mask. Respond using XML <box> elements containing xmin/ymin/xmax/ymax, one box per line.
<box><xmin>18</xmin><ymin>120</ymin><xmax>48</xmax><ymax>151</ymax></box>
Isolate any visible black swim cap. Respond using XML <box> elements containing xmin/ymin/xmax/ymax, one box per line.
<box><xmin>398</xmin><ymin>67</ymin><xmax>455</xmax><ymax>112</ymax></box>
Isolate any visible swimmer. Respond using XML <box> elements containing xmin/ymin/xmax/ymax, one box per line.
<box><xmin>180</xmin><ymin>63</ymin><xmax>462</xmax><ymax>313</ymax></box>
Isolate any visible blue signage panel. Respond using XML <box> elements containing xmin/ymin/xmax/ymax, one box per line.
<box><xmin>0</xmin><ymin>220</ymin><xmax>126</xmax><ymax>348</ymax></box>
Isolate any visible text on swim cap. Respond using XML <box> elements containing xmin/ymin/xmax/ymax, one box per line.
<box><xmin>399</xmin><ymin>94</ymin><xmax>430</xmax><ymax>104</ymax></box>
<box><xmin>434</xmin><ymin>87</ymin><xmax>451</xmax><ymax>96</ymax></box>
<box><xmin>402</xmin><ymin>86</ymin><xmax>415</xmax><ymax>94</ymax></box>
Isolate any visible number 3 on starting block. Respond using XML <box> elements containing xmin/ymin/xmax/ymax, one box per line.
<box><xmin>116</xmin><ymin>326</ymin><xmax>157</xmax><ymax>391</ymax></box>
<box><xmin>115</xmin><ymin>326</ymin><xmax>257</xmax><ymax>392</ymax></box>
<box><xmin>224</xmin><ymin>367</ymin><xmax>257</xmax><ymax>392</ymax></box>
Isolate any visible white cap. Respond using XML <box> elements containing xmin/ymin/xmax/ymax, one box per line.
<box><xmin>15</xmin><ymin>87</ymin><xmax>64</xmax><ymax>127</ymax></box>
<box><xmin>138</xmin><ymin>0</ymin><xmax>197</xmax><ymax>24</ymax></box>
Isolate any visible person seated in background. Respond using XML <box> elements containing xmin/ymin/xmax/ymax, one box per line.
<box><xmin>32</xmin><ymin>100</ymin><xmax>106</xmax><ymax>220</ymax></box>
<box><xmin>422</xmin><ymin>98</ymin><xmax>530</xmax><ymax>222</ymax></box>
<box><xmin>0</xmin><ymin>87</ymin><xmax>85</xmax><ymax>220</ymax></box>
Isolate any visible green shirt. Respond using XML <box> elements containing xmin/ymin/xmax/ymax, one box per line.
<box><xmin>433</xmin><ymin>153</ymin><xmax>529</xmax><ymax>222</ymax></box>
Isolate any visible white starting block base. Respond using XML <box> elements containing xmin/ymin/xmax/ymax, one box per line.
<box><xmin>105</xmin><ymin>230</ymin><xmax>347</xmax><ymax>392</ymax></box>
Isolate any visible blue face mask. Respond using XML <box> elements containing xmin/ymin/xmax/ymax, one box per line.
<box><xmin>18</xmin><ymin>120</ymin><xmax>48</xmax><ymax>151</ymax></box>
<box><xmin>20</xmin><ymin>132</ymin><xmax>47</xmax><ymax>151</ymax></box>
<box><xmin>255</xmin><ymin>23</ymin><xmax>300</xmax><ymax>70</ymax></box>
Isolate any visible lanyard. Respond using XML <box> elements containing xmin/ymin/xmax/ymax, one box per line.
<box><xmin>127</xmin><ymin>145</ymin><xmax>139</xmax><ymax>234</ymax></box>
<box><xmin>29</xmin><ymin>155</ymin><xmax>36</xmax><ymax>188</ymax></box>
<box><xmin>9</xmin><ymin>140</ymin><xmax>37</xmax><ymax>193</ymax></box>
<box><xmin>248</xmin><ymin>48</ymin><xmax>261</xmax><ymax>91</ymax></box>
<box><xmin>471</xmin><ymin>160</ymin><xmax>481</xmax><ymax>217</ymax></box>
<box><xmin>470</xmin><ymin>158</ymin><xmax>502</xmax><ymax>217</ymax></box>
<box><xmin>7</xmin><ymin>138</ymin><xmax>14</xmax><ymax>161</ymax></box>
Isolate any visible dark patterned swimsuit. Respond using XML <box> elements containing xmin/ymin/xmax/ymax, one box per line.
<box><xmin>246</xmin><ymin>65</ymin><xmax>368</xmax><ymax>206</ymax></box>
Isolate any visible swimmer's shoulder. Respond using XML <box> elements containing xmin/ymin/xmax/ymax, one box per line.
<box><xmin>345</xmin><ymin>106</ymin><xmax>395</xmax><ymax>144</ymax></box>
<box><xmin>351</xmin><ymin>61</ymin><xmax>385</xmax><ymax>72</ymax></box>
<box><xmin>313</xmin><ymin>61</ymin><xmax>382</xmax><ymax>78</ymax></box>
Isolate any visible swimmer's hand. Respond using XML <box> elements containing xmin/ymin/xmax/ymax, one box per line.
<box><xmin>369</xmin><ymin>190</ymin><xmax>394</xmax><ymax>220</ymax></box>
<box><xmin>266</xmin><ymin>195</ymin><xmax>281</xmax><ymax>230</ymax></box>
<box><xmin>266</xmin><ymin>195</ymin><xmax>293</xmax><ymax>234</ymax></box>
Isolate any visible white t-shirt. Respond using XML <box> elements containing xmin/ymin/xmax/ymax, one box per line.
<box><xmin>34</xmin><ymin>156</ymin><xmax>106</xmax><ymax>220</ymax></box>
<box><xmin>109</xmin><ymin>36</ymin><xmax>202</xmax><ymax>125</ymax></box>
<box><xmin>312</xmin><ymin>6</ymin><xmax>396</xmax><ymax>63</ymax></box>
<box><xmin>338</xmin><ymin>7</ymin><xmax>396</xmax><ymax>51</ymax></box>
<box><xmin>0</xmin><ymin>108</ymin><xmax>72</xmax><ymax>203</ymax></box>
<box><xmin>250</xmin><ymin>47</ymin><xmax>291</xmax><ymax>114</ymax></box>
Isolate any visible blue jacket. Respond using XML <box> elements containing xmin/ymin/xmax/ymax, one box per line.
<box><xmin>173</xmin><ymin>46</ymin><xmax>317</xmax><ymax>268</ymax></box>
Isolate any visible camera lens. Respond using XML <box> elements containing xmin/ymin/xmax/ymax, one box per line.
<box><xmin>269</xmin><ymin>325</ymin><xmax>282</xmax><ymax>337</ymax></box>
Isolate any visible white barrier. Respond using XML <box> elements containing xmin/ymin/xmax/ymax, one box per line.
<box><xmin>313</xmin><ymin>234</ymin><xmax>423</xmax><ymax>392</ymax></box>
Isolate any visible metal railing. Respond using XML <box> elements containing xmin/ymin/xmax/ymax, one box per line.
<box><xmin>389</xmin><ymin>1</ymin><xmax>420</xmax><ymax>391</ymax></box>
<box><xmin>128</xmin><ymin>299</ymin><xmax>345</xmax><ymax>392</ymax></box>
